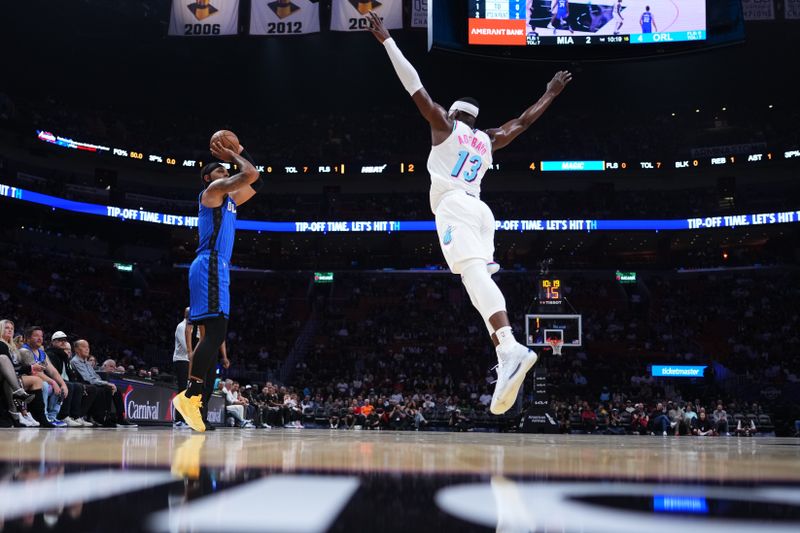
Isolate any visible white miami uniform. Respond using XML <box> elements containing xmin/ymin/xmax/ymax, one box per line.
<box><xmin>428</xmin><ymin>120</ymin><xmax>494</xmax><ymax>275</ymax></box>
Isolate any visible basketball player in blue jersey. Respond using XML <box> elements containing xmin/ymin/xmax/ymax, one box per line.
<box><xmin>640</xmin><ymin>5</ymin><xmax>656</xmax><ymax>33</ymax></box>
<box><xmin>548</xmin><ymin>0</ymin><xmax>574</xmax><ymax>34</ymax></box>
<box><xmin>172</xmin><ymin>139</ymin><xmax>262</xmax><ymax>432</ymax></box>
<box><xmin>367</xmin><ymin>12</ymin><xmax>572</xmax><ymax>415</ymax></box>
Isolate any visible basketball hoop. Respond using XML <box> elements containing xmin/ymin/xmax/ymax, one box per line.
<box><xmin>547</xmin><ymin>338</ymin><xmax>563</xmax><ymax>355</ymax></box>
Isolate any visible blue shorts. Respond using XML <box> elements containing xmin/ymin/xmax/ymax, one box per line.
<box><xmin>189</xmin><ymin>252</ymin><xmax>230</xmax><ymax>322</ymax></box>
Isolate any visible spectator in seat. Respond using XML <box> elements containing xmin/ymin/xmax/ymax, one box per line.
<box><xmin>20</xmin><ymin>326</ymin><xmax>68</xmax><ymax>427</ymax></box>
<box><xmin>47</xmin><ymin>333</ymin><xmax>96</xmax><ymax>427</ymax></box>
<box><xmin>0</xmin><ymin>334</ymin><xmax>37</xmax><ymax>426</ymax></box>
<box><xmin>240</xmin><ymin>384</ymin><xmax>261</xmax><ymax>423</ymax></box>
<box><xmin>388</xmin><ymin>402</ymin><xmax>409</xmax><ymax>430</ymax></box>
<box><xmin>366</xmin><ymin>407</ymin><xmax>382</xmax><ymax>430</ymax></box>
<box><xmin>70</xmin><ymin>339</ymin><xmax>136</xmax><ymax>427</ymax></box>
<box><xmin>222</xmin><ymin>380</ymin><xmax>254</xmax><ymax>428</ymax></box>
<box><xmin>244</xmin><ymin>385</ymin><xmax>270</xmax><ymax>428</ymax></box>
<box><xmin>607</xmin><ymin>408</ymin><xmax>625</xmax><ymax>435</ymax></box>
<box><xmin>650</xmin><ymin>402</ymin><xmax>670</xmax><ymax>435</ymax></box>
<box><xmin>736</xmin><ymin>417</ymin><xmax>757</xmax><ymax>437</ymax></box>
<box><xmin>668</xmin><ymin>402</ymin><xmax>688</xmax><ymax>435</ymax></box>
<box><xmin>624</xmin><ymin>400</ymin><xmax>635</xmax><ymax>414</ymax></box>
<box><xmin>407</xmin><ymin>401</ymin><xmax>428</xmax><ymax>430</ymax></box>
<box><xmin>0</xmin><ymin>319</ymin><xmax>44</xmax><ymax>427</ymax></box>
<box><xmin>259</xmin><ymin>384</ymin><xmax>282</xmax><ymax>427</ymax></box>
<box><xmin>343</xmin><ymin>406</ymin><xmax>356</xmax><ymax>429</ymax></box>
<box><xmin>282</xmin><ymin>392</ymin><xmax>303</xmax><ymax>428</ymax></box>
<box><xmin>630</xmin><ymin>404</ymin><xmax>649</xmax><ymax>435</ymax></box>
<box><xmin>100</xmin><ymin>359</ymin><xmax>118</xmax><ymax>374</ymax></box>
<box><xmin>684</xmin><ymin>403</ymin><xmax>698</xmax><ymax>428</ymax></box>
<box><xmin>712</xmin><ymin>403</ymin><xmax>729</xmax><ymax>436</ymax></box>
<box><xmin>300</xmin><ymin>394</ymin><xmax>315</xmax><ymax>416</ymax></box>
<box><xmin>581</xmin><ymin>402</ymin><xmax>598</xmax><ymax>434</ymax></box>
<box><xmin>557</xmin><ymin>406</ymin><xmax>571</xmax><ymax>434</ymax></box>
<box><xmin>692</xmin><ymin>410</ymin><xmax>716</xmax><ymax>436</ymax></box>
<box><xmin>449</xmin><ymin>408</ymin><xmax>471</xmax><ymax>432</ymax></box>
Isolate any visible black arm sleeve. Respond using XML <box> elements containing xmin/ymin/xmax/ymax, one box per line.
<box><xmin>239</xmin><ymin>149</ymin><xmax>264</xmax><ymax>191</ymax></box>
<box><xmin>239</xmin><ymin>149</ymin><xmax>257</xmax><ymax>167</ymax></box>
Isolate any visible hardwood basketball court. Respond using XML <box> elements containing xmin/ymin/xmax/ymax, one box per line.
<box><xmin>1</xmin><ymin>428</ymin><xmax>799</xmax><ymax>531</ymax></box>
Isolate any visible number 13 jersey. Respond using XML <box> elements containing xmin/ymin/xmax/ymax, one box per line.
<box><xmin>427</xmin><ymin>120</ymin><xmax>493</xmax><ymax>214</ymax></box>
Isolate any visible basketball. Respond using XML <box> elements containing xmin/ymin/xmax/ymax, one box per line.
<box><xmin>210</xmin><ymin>129</ymin><xmax>239</xmax><ymax>153</ymax></box>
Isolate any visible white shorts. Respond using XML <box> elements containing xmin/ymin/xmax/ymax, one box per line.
<box><xmin>434</xmin><ymin>191</ymin><xmax>495</xmax><ymax>275</ymax></box>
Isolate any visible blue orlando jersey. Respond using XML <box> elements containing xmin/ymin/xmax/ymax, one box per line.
<box><xmin>556</xmin><ymin>0</ymin><xmax>568</xmax><ymax>16</ymax></box>
<box><xmin>641</xmin><ymin>12</ymin><xmax>652</xmax><ymax>32</ymax></box>
<box><xmin>196</xmin><ymin>192</ymin><xmax>238</xmax><ymax>262</ymax></box>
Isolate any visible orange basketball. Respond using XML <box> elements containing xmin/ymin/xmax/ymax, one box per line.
<box><xmin>210</xmin><ymin>129</ymin><xmax>240</xmax><ymax>153</ymax></box>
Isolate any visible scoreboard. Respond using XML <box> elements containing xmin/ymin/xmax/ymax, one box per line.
<box><xmin>468</xmin><ymin>0</ymin><xmax>707</xmax><ymax>47</ymax></box>
<box><xmin>537</xmin><ymin>278</ymin><xmax>562</xmax><ymax>305</ymax></box>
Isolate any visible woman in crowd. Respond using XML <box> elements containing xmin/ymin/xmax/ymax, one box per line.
<box><xmin>0</xmin><ymin>319</ymin><xmax>46</xmax><ymax>426</ymax></box>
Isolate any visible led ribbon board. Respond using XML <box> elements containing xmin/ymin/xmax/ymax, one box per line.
<box><xmin>2</xmin><ymin>183</ymin><xmax>799</xmax><ymax>233</ymax></box>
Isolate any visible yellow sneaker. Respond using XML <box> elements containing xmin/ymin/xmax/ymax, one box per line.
<box><xmin>173</xmin><ymin>391</ymin><xmax>205</xmax><ymax>432</ymax></box>
<box><xmin>171</xmin><ymin>434</ymin><xmax>206</xmax><ymax>479</ymax></box>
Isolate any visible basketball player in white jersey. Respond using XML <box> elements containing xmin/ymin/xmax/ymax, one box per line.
<box><xmin>367</xmin><ymin>12</ymin><xmax>572</xmax><ymax>415</ymax></box>
<box><xmin>613</xmin><ymin>0</ymin><xmax>624</xmax><ymax>35</ymax></box>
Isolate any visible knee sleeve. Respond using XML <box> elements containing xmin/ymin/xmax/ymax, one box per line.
<box><xmin>460</xmin><ymin>260</ymin><xmax>507</xmax><ymax>322</ymax></box>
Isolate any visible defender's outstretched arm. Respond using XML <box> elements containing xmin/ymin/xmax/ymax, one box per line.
<box><xmin>366</xmin><ymin>11</ymin><xmax>450</xmax><ymax>133</ymax></box>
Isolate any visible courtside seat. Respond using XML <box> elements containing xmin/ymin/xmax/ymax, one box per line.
<box><xmin>757</xmin><ymin>414</ymin><xmax>774</xmax><ymax>433</ymax></box>
<box><xmin>569</xmin><ymin>413</ymin><xmax>582</xmax><ymax>433</ymax></box>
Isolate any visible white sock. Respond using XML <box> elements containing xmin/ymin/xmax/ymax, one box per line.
<box><xmin>496</xmin><ymin>326</ymin><xmax>515</xmax><ymax>348</ymax></box>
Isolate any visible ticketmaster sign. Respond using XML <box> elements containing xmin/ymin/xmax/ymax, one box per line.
<box><xmin>651</xmin><ymin>365</ymin><xmax>707</xmax><ymax>378</ymax></box>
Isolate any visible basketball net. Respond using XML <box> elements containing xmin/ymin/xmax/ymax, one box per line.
<box><xmin>547</xmin><ymin>338</ymin><xmax>563</xmax><ymax>355</ymax></box>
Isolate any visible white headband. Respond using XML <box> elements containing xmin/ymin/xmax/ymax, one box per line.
<box><xmin>449</xmin><ymin>100</ymin><xmax>479</xmax><ymax>118</ymax></box>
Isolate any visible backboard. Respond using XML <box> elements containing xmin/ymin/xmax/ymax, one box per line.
<box><xmin>525</xmin><ymin>314</ymin><xmax>582</xmax><ymax>348</ymax></box>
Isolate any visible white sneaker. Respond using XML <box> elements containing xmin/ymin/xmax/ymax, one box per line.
<box><xmin>63</xmin><ymin>417</ymin><xmax>83</xmax><ymax>427</ymax></box>
<box><xmin>23</xmin><ymin>412</ymin><xmax>40</xmax><ymax>427</ymax></box>
<box><xmin>77</xmin><ymin>417</ymin><xmax>93</xmax><ymax>427</ymax></box>
<box><xmin>11</xmin><ymin>411</ymin><xmax>37</xmax><ymax>427</ymax></box>
<box><xmin>490</xmin><ymin>342</ymin><xmax>538</xmax><ymax>415</ymax></box>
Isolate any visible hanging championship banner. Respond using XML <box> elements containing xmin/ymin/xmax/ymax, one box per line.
<box><xmin>740</xmin><ymin>0</ymin><xmax>775</xmax><ymax>20</ymax></box>
<box><xmin>411</xmin><ymin>0</ymin><xmax>427</xmax><ymax>28</ymax></box>
<box><xmin>168</xmin><ymin>0</ymin><xmax>240</xmax><ymax>36</ymax></box>
<box><xmin>250</xmin><ymin>0</ymin><xmax>321</xmax><ymax>35</ymax></box>
<box><xmin>786</xmin><ymin>0</ymin><xmax>800</xmax><ymax>19</ymax></box>
<box><xmin>330</xmin><ymin>0</ymin><xmax>402</xmax><ymax>32</ymax></box>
